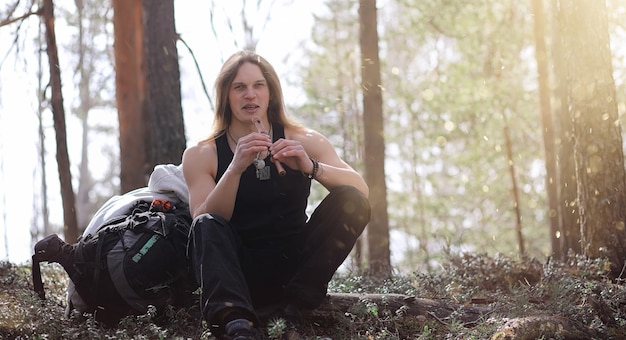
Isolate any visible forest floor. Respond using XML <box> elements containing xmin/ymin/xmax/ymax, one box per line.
<box><xmin>1</xmin><ymin>253</ymin><xmax>625</xmax><ymax>339</ymax></box>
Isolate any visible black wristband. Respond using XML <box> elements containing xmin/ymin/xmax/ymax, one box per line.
<box><xmin>307</xmin><ymin>157</ymin><xmax>319</xmax><ymax>179</ymax></box>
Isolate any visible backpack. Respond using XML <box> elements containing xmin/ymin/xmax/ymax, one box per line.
<box><xmin>32</xmin><ymin>199</ymin><xmax>198</xmax><ymax>326</ymax></box>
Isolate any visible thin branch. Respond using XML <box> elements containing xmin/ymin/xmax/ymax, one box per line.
<box><xmin>256</xmin><ymin>0</ymin><xmax>279</xmax><ymax>41</ymax></box>
<box><xmin>1</xmin><ymin>5</ymin><xmax>40</xmax><ymax>68</ymax></box>
<box><xmin>1</xmin><ymin>0</ymin><xmax>21</xmax><ymax>25</ymax></box>
<box><xmin>0</xmin><ymin>8</ymin><xmax>42</xmax><ymax>28</ymax></box>
<box><xmin>177</xmin><ymin>35</ymin><xmax>214</xmax><ymax>112</ymax></box>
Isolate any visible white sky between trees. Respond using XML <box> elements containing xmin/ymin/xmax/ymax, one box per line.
<box><xmin>0</xmin><ymin>1</ymin><xmax>320</xmax><ymax>264</ymax></box>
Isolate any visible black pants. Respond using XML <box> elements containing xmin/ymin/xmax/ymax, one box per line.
<box><xmin>188</xmin><ymin>185</ymin><xmax>370</xmax><ymax>329</ymax></box>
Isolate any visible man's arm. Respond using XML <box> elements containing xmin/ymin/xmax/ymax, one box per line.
<box><xmin>303</xmin><ymin>130</ymin><xmax>369</xmax><ymax>197</ymax></box>
<box><xmin>182</xmin><ymin>144</ymin><xmax>239</xmax><ymax>220</ymax></box>
<box><xmin>271</xmin><ymin>128</ymin><xmax>369</xmax><ymax>197</ymax></box>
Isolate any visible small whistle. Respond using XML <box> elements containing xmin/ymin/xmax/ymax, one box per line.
<box><xmin>252</xmin><ymin>116</ymin><xmax>286</xmax><ymax>176</ymax></box>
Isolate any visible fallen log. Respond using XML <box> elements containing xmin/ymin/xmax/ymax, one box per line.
<box><xmin>315</xmin><ymin>293</ymin><xmax>493</xmax><ymax>325</ymax></box>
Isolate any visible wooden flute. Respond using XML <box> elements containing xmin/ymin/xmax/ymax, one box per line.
<box><xmin>252</xmin><ymin>116</ymin><xmax>286</xmax><ymax>176</ymax></box>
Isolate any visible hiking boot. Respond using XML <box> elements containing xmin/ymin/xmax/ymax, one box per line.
<box><xmin>224</xmin><ymin>319</ymin><xmax>257</xmax><ymax>340</ymax></box>
<box><xmin>33</xmin><ymin>234</ymin><xmax>76</xmax><ymax>276</ymax></box>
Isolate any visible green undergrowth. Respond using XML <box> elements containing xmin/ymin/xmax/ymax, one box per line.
<box><xmin>1</xmin><ymin>253</ymin><xmax>625</xmax><ymax>339</ymax></box>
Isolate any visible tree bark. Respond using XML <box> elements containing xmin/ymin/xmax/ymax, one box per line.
<box><xmin>42</xmin><ymin>0</ymin><xmax>79</xmax><ymax>243</ymax></box>
<box><xmin>559</xmin><ymin>0</ymin><xmax>626</xmax><ymax>277</ymax></box>
<box><xmin>114</xmin><ymin>0</ymin><xmax>185</xmax><ymax>194</ymax></box>
<box><xmin>143</xmin><ymin>0</ymin><xmax>186</xmax><ymax>168</ymax></box>
<box><xmin>113</xmin><ymin>0</ymin><xmax>148</xmax><ymax>193</ymax></box>
<box><xmin>358</xmin><ymin>0</ymin><xmax>391</xmax><ymax>279</ymax></box>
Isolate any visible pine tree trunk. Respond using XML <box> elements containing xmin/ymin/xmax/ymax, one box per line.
<box><xmin>358</xmin><ymin>0</ymin><xmax>391</xmax><ymax>278</ymax></box>
<box><xmin>559</xmin><ymin>0</ymin><xmax>626</xmax><ymax>277</ymax></box>
<box><xmin>113</xmin><ymin>0</ymin><xmax>148</xmax><ymax>193</ymax></box>
<box><xmin>143</xmin><ymin>0</ymin><xmax>186</xmax><ymax>167</ymax></box>
<box><xmin>42</xmin><ymin>0</ymin><xmax>79</xmax><ymax>243</ymax></box>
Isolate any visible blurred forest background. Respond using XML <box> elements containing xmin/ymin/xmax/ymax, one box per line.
<box><xmin>1</xmin><ymin>0</ymin><xmax>626</xmax><ymax>278</ymax></box>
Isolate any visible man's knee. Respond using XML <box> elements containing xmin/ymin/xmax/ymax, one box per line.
<box><xmin>194</xmin><ymin>213</ymin><xmax>230</xmax><ymax>227</ymax></box>
<box><xmin>192</xmin><ymin>213</ymin><xmax>231</xmax><ymax>234</ymax></box>
<box><xmin>189</xmin><ymin>213</ymin><xmax>235</xmax><ymax>253</ymax></box>
<box><xmin>330</xmin><ymin>185</ymin><xmax>371</xmax><ymax>222</ymax></box>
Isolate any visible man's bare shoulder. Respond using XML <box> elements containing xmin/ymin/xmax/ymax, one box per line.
<box><xmin>185</xmin><ymin>139</ymin><xmax>216</xmax><ymax>156</ymax></box>
<box><xmin>182</xmin><ymin>139</ymin><xmax>218</xmax><ymax>173</ymax></box>
<box><xmin>285</xmin><ymin>126</ymin><xmax>325</xmax><ymax>143</ymax></box>
<box><xmin>284</xmin><ymin>126</ymin><xmax>333</xmax><ymax>159</ymax></box>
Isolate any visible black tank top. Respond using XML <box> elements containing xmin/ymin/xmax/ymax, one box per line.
<box><xmin>215</xmin><ymin>123</ymin><xmax>311</xmax><ymax>247</ymax></box>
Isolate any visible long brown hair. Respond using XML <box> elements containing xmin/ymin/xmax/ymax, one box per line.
<box><xmin>204</xmin><ymin>50</ymin><xmax>301</xmax><ymax>142</ymax></box>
